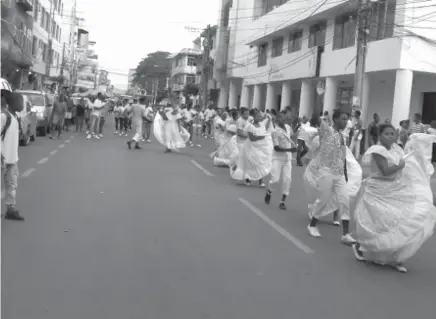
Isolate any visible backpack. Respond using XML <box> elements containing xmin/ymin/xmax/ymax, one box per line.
<box><xmin>1</xmin><ymin>110</ymin><xmax>21</xmax><ymax>141</ymax></box>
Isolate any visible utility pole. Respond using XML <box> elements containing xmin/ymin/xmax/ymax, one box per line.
<box><xmin>202</xmin><ymin>24</ymin><xmax>212</xmax><ymax>108</ymax></box>
<box><xmin>58</xmin><ymin>42</ymin><xmax>66</xmax><ymax>93</ymax></box>
<box><xmin>69</xmin><ymin>0</ymin><xmax>78</xmax><ymax>88</ymax></box>
<box><xmin>45</xmin><ymin>0</ymin><xmax>54</xmax><ymax>81</ymax></box>
<box><xmin>352</xmin><ymin>0</ymin><xmax>371</xmax><ymax>112</ymax></box>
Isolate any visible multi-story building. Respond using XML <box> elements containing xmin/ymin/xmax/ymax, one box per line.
<box><xmin>170</xmin><ymin>48</ymin><xmax>202</xmax><ymax>98</ymax></box>
<box><xmin>221</xmin><ymin>0</ymin><xmax>436</xmax><ymax>127</ymax></box>
<box><xmin>1</xmin><ymin>0</ymin><xmax>34</xmax><ymax>89</ymax></box>
<box><xmin>32</xmin><ymin>0</ymin><xmax>68</xmax><ymax>90</ymax></box>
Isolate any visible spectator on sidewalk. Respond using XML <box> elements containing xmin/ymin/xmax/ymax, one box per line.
<box><xmin>367</xmin><ymin>113</ymin><xmax>380</xmax><ymax>146</ymax></box>
<box><xmin>1</xmin><ymin>89</ymin><xmax>24</xmax><ymax>221</ymax></box>
<box><xmin>75</xmin><ymin>97</ymin><xmax>86</xmax><ymax>132</ymax></box>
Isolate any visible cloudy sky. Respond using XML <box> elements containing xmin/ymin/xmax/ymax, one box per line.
<box><xmin>64</xmin><ymin>0</ymin><xmax>219</xmax><ymax>90</ymax></box>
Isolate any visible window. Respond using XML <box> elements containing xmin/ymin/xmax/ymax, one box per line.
<box><xmin>187</xmin><ymin>55</ymin><xmax>197</xmax><ymax>66</ymax></box>
<box><xmin>368</xmin><ymin>0</ymin><xmax>396</xmax><ymax>41</ymax></box>
<box><xmin>308</xmin><ymin>22</ymin><xmax>326</xmax><ymax>48</ymax></box>
<box><xmin>57</xmin><ymin>52</ymin><xmax>60</xmax><ymax>68</ymax></box>
<box><xmin>52</xmin><ymin>22</ymin><xmax>56</xmax><ymax>38</ymax></box>
<box><xmin>336</xmin><ymin>87</ymin><xmax>353</xmax><ymax>109</ymax></box>
<box><xmin>32</xmin><ymin>36</ymin><xmax>38</xmax><ymax>56</ymax></box>
<box><xmin>186</xmin><ymin>75</ymin><xmax>196</xmax><ymax>84</ymax></box>
<box><xmin>59</xmin><ymin>28</ymin><xmax>62</xmax><ymax>42</ymax></box>
<box><xmin>34</xmin><ymin>0</ymin><xmax>39</xmax><ymax>22</ymax></box>
<box><xmin>271</xmin><ymin>37</ymin><xmax>283</xmax><ymax>57</ymax></box>
<box><xmin>333</xmin><ymin>13</ymin><xmax>356</xmax><ymax>50</ymax></box>
<box><xmin>288</xmin><ymin>30</ymin><xmax>302</xmax><ymax>53</ymax></box>
<box><xmin>45</xmin><ymin>12</ymin><xmax>50</xmax><ymax>31</ymax></box>
<box><xmin>263</xmin><ymin>0</ymin><xmax>288</xmax><ymax>15</ymax></box>
<box><xmin>258</xmin><ymin>43</ymin><xmax>268</xmax><ymax>67</ymax></box>
<box><xmin>41</xmin><ymin>7</ymin><xmax>45</xmax><ymax>27</ymax></box>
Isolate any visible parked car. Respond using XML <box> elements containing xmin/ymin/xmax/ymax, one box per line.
<box><xmin>15</xmin><ymin>94</ymin><xmax>37</xmax><ymax>145</ymax></box>
<box><xmin>1</xmin><ymin>77</ymin><xmax>12</xmax><ymax>91</ymax></box>
<box><xmin>15</xmin><ymin>90</ymin><xmax>54</xmax><ymax>136</ymax></box>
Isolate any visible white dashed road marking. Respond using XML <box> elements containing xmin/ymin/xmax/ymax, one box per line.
<box><xmin>58</xmin><ymin>144</ymin><xmax>65</xmax><ymax>148</ymax></box>
<box><xmin>65</xmin><ymin>139</ymin><xmax>71</xmax><ymax>143</ymax></box>
<box><xmin>190</xmin><ymin>160</ymin><xmax>214</xmax><ymax>176</ymax></box>
<box><xmin>37</xmin><ymin>157</ymin><xmax>49</xmax><ymax>164</ymax></box>
<box><xmin>238</xmin><ymin>198</ymin><xmax>315</xmax><ymax>254</ymax></box>
<box><xmin>49</xmin><ymin>150</ymin><xmax>58</xmax><ymax>155</ymax></box>
<box><xmin>21</xmin><ymin>168</ymin><xmax>36</xmax><ymax>178</ymax></box>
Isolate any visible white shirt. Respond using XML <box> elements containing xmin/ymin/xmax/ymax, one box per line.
<box><xmin>342</xmin><ymin>119</ymin><xmax>353</xmax><ymax>140</ymax></box>
<box><xmin>204</xmin><ymin>109</ymin><xmax>216</xmax><ymax>121</ymax></box>
<box><xmin>1</xmin><ymin>112</ymin><xmax>19</xmax><ymax>164</ymax></box>
<box><xmin>298</xmin><ymin>121</ymin><xmax>310</xmax><ymax>141</ymax></box>
<box><xmin>91</xmin><ymin>99</ymin><xmax>104</xmax><ymax>116</ymax></box>
<box><xmin>144</xmin><ymin>106</ymin><xmax>153</xmax><ymax>119</ymax></box>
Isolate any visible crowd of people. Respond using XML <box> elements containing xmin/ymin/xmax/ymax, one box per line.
<box><xmin>149</xmin><ymin>98</ymin><xmax>436</xmax><ymax>274</ymax></box>
<box><xmin>3</xmin><ymin>89</ymin><xmax>436</xmax><ymax>273</ymax></box>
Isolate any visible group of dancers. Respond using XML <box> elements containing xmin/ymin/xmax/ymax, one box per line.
<box><xmin>133</xmin><ymin>98</ymin><xmax>435</xmax><ymax>273</ymax></box>
<box><xmin>203</xmin><ymin>104</ymin><xmax>436</xmax><ymax>273</ymax></box>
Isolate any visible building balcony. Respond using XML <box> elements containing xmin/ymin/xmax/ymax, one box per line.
<box><xmin>171</xmin><ymin>65</ymin><xmax>197</xmax><ymax>76</ymax></box>
<box><xmin>172</xmin><ymin>83</ymin><xmax>184</xmax><ymax>91</ymax></box>
<box><xmin>16</xmin><ymin>0</ymin><xmax>33</xmax><ymax>12</ymax></box>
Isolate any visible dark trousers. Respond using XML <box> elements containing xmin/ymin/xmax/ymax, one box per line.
<box><xmin>115</xmin><ymin>117</ymin><xmax>120</xmax><ymax>131</ymax></box>
<box><xmin>76</xmin><ymin>116</ymin><xmax>85</xmax><ymax>132</ymax></box>
<box><xmin>99</xmin><ymin>117</ymin><xmax>105</xmax><ymax>134</ymax></box>
<box><xmin>296</xmin><ymin>139</ymin><xmax>308</xmax><ymax>166</ymax></box>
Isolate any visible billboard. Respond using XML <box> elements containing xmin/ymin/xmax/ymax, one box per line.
<box><xmin>98</xmin><ymin>70</ymin><xmax>109</xmax><ymax>85</ymax></box>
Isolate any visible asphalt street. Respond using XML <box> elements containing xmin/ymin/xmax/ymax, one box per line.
<box><xmin>2</xmin><ymin>119</ymin><xmax>436</xmax><ymax>319</ymax></box>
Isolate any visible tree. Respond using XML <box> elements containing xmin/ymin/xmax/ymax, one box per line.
<box><xmin>132</xmin><ymin>51</ymin><xmax>172</xmax><ymax>99</ymax></box>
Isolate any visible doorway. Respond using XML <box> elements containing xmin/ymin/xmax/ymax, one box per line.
<box><xmin>422</xmin><ymin>92</ymin><xmax>436</xmax><ymax>124</ymax></box>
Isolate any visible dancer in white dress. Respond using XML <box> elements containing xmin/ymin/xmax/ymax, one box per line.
<box><xmin>213</xmin><ymin>124</ymin><xmax>238</xmax><ymax>167</ymax></box>
<box><xmin>231</xmin><ymin>109</ymin><xmax>273</xmax><ymax>187</ymax></box>
<box><xmin>153</xmin><ymin>104</ymin><xmax>190</xmax><ymax>153</ymax></box>
<box><xmin>352</xmin><ymin>126</ymin><xmax>436</xmax><ymax>273</ymax></box>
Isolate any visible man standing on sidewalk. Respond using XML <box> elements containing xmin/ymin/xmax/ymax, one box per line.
<box><xmin>1</xmin><ymin>90</ymin><xmax>24</xmax><ymax>221</ymax></box>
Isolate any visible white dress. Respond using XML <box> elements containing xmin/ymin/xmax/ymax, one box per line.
<box><xmin>153</xmin><ymin>111</ymin><xmax>190</xmax><ymax>150</ymax></box>
<box><xmin>214</xmin><ymin>117</ymin><xmax>227</xmax><ymax>148</ymax></box>
<box><xmin>354</xmin><ymin>134</ymin><xmax>436</xmax><ymax>264</ymax></box>
<box><xmin>214</xmin><ymin>135</ymin><xmax>238</xmax><ymax>167</ymax></box>
<box><xmin>230</xmin><ymin>123</ymin><xmax>273</xmax><ymax>181</ymax></box>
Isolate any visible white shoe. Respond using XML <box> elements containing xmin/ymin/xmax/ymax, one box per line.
<box><xmin>341</xmin><ymin>234</ymin><xmax>356</xmax><ymax>245</ymax></box>
<box><xmin>333</xmin><ymin>220</ymin><xmax>341</xmax><ymax>226</ymax></box>
<box><xmin>259</xmin><ymin>182</ymin><xmax>266</xmax><ymax>188</ymax></box>
<box><xmin>99</xmin><ymin>134</ymin><xmax>103</xmax><ymax>138</ymax></box>
<box><xmin>95</xmin><ymin>135</ymin><xmax>100</xmax><ymax>139</ymax></box>
<box><xmin>395</xmin><ymin>264</ymin><xmax>408</xmax><ymax>273</ymax></box>
<box><xmin>147</xmin><ymin>139</ymin><xmax>151</xmax><ymax>143</ymax></box>
<box><xmin>114</xmin><ymin>131</ymin><xmax>118</xmax><ymax>134</ymax></box>
<box><xmin>86</xmin><ymin>134</ymin><xmax>91</xmax><ymax>139</ymax></box>
<box><xmin>352</xmin><ymin>244</ymin><xmax>365</xmax><ymax>261</ymax></box>
<box><xmin>307</xmin><ymin>225</ymin><xmax>321</xmax><ymax>238</ymax></box>
<box><xmin>197</xmin><ymin>144</ymin><xmax>201</xmax><ymax>147</ymax></box>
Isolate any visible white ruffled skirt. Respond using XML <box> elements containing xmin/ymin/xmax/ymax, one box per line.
<box><xmin>153</xmin><ymin>113</ymin><xmax>190</xmax><ymax>150</ymax></box>
<box><xmin>231</xmin><ymin>136</ymin><xmax>273</xmax><ymax>181</ymax></box>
